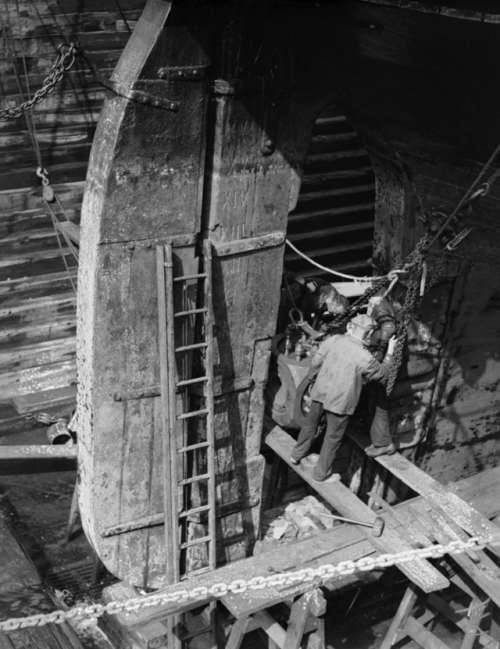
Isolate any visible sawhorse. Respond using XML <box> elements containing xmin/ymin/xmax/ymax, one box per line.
<box><xmin>224</xmin><ymin>587</ymin><xmax>326</xmax><ymax>649</ymax></box>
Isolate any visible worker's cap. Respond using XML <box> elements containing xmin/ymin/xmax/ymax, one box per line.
<box><xmin>317</xmin><ymin>285</ymin><xmax>349</xmax><ymax>309</ymax></box>
<box><xmin>349</xmin><ymin>314</ymin><xmax>377</xmax><ymax>330</ymax></box>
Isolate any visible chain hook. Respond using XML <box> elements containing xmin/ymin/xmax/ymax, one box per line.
<box><xmin>36</xmin><ymin>167</ymin><xmax>55</xmax><ymax>202</ymax></box>
<box><xmin>36</xmin><ymin>167</ymin><xmax>49</xmax><ymax>186</ymax></box>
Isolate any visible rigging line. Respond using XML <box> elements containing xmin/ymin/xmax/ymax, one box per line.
<box><xmin>13</xmin><ymin>0</ymin><xmax>43</xmax><ymax>169</ymax></box>
<box><xmin>285</xmin><ymin>239</ymin><xmax>402</xmax><ymax>283</ymax></box>
<box><xmin>283</xmin><ymin>271</ymin><xmax>297</xmax><ymax>309</ymax></box>
<box><xmin>48</xmin><ymin>208</ymin><xmax>77</xmax><ymax>294</ymax></box>
<box><xmin>2</xmin><ymin>4</ymin><xmax>78</xmax><ymax>292</ymax></box>
<box><xmin>114</xmin><ymin>0</ymin><xmax>132</xmax><ymax>35</ymax></box>
<box><xmin>425</xmin><ymin>138</ymin><xmax>500</xmax><ymax>253</ymax></box>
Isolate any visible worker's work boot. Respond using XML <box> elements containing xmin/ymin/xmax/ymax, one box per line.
<box><xmin>312</xmin><ymin>473</ymin><xmax>341</xmax><ymax>484</ymax></box>
<box><xmin>365</xmin><ymin>443</ymin><xmax>396</xmax><ymax>457</ymax></box>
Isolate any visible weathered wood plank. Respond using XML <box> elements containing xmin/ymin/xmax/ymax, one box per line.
<box><xmin>265</xmin><ymin>426</ymin><xmax>449</xmax><ymax>593</ymax></box>
<box><xmin>0</xmin><ymin>444</ymin><xmax>77</xmax><ymax>460</ymax></box>
<box><xmin>0</xmin><ymin>183</ymin><xmax>85</xmax><ymax>213</ymax></box>
<box><xmin>412</xmin><ymin>500</ymin><xmax>500</xmax><ymax>608</ymax></box>
<box><xmin>0</xmin><ymin>359</ymin><xmax>76</xmax><ymax>401</ymax></box>
<box><xmin>375</xmin><ymin>452</ymin><xmax>500</xmax><ymax>558</ymax></box>
<box><xmin>0</xmin><ymin>338</ymin><xmax>75</xmax><ymax>374</ymax></box>
<box><xmin>10</xmin><ymin>384</ymin><xmax>77</xmax><ymax>414</ymax></box>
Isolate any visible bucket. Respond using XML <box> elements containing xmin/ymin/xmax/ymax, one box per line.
<box><xmin>47</xmin><ymin>420</ymin><xmax>72</xmax><ymax>445</ymax></box>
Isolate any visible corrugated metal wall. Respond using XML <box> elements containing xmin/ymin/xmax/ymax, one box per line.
<box><xmin>0</xmin><ymin>1</ymin><xmax>143</xmax><ymax>434</ymax></box>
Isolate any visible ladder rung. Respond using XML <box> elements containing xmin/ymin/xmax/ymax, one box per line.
<box><xmin>175</xmin><ymin>308</ymin><xmax>208</xmax><ymax>317</ymax></box>
<box><xmin>179</xmin><ymin>504</ymin><xmax>211</xmax><ymax>518</ymax></box>
<box><xmin>177</xmin><ymin>409</ymin><xmax>209</xmax><ymax>420</ymax></box>
<box><xmin>179</xmin><ymin>473</ymin><xmax>210</xmax><ymax>486</ymax></box>
<box><xmin>178</xmin><ymin>441</ymin><xmax>210</xmax><ymax>453</ymax></box>
<box><xmin>175</xmin><ymin>342</ymin><xmax>208</xmax><ymax>352</ymax></box>
<box><xmin>180</xmin><ymin>535</ymin><xmax>212</xmax><ymax>550</ymax></box>
<box><xmin>184</xmin><ymin>565</ymin><xmax>212</xmax><ymax>578</ymax></box>
<box><xmin>181</xmin><ymin>625</ymin><xmax>213</xmax><ymax>642</ymax></box>
<box><xmin>173</xmin><ymin>273</ymin><xmax>207</xmax><ymax>282</ymax></box>
<box><xmin>176</xmin><ymin>376</ymin><xmax>208</xmax><ymax>388</ymax></box>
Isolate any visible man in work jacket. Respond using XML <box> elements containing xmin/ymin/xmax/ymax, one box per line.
<box><xmin>290</xmin><ymin>313</ymin><xmax>397</xmax><ymax>484</ymax></box>
<box><xmin>278</xmin><ymin>272</ymin><xmax>349</xmax><ymax>331</ymax></box>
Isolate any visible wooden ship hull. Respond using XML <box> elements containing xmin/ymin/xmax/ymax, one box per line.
<box><xmin>76</xmin><ymin>0</ymin><xmax>500</xmax><ymax>588</ymax></box>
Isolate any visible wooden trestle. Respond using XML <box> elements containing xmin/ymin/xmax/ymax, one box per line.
<box><xmin>101</xmin><ymin>424</ymin><xmax>500</xmax><ymax>649</ymax></box>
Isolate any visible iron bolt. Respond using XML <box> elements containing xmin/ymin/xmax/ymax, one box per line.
<box><xmin>127</xmin><ymin>242</ymin><xmax>135</xmax><ymax>251</ymax></box>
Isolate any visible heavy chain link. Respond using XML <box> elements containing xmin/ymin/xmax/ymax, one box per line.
<box><xmin>385</xmin><ymin>258</ymin><xmax>424</xmax><ymax>395</ymax></box>
<box><xmin>0</xmin><ymin>43</ymin><xmax>77</xmax><ymax>121</ymax></box>
<box><xmin>0</xmin><ymin>534</ymin><xmax>498</xmax><ymax>632</ymax></box>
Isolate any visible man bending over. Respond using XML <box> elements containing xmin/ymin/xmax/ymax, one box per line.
<box><xmin>290</xmin><ymin>314</ymin><xmax>397</xmax><ymax>484</ymax></box>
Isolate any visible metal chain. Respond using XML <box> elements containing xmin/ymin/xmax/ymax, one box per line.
<box><xmin>325</xmin><ymin>275</ymin><xmax>391</xmax><ymax>332</ymax></box>
<box><xmin>0</xmin><ymin>43</ymin><xmax>77</xmax><ymax>121</ymax></box>
<box><xmin>385</xmin><ymin>258</ymin><xmax>424</xmax><ymax>395</ymax></box>
<box><xmin>0</xmin><ymin>534</ymin><xmax>498</xmax><ymax>632</ymax></box>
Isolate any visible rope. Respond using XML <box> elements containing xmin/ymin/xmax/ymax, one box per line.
<box><xmin>114</xmin><ymin>0</ymin><xmax>132</xmax><ymax>35</ymax></box>
<box><xmin>0</xmin><ymin>534</ymin><xmax>498</xmax><ymax>632</ymax></box>
<box><xmin>285</xmin><ymin>240</ymin><xmax>405</xmax><ymax>283</ymax></box>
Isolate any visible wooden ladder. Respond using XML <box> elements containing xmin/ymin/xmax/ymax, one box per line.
<box><xmin>157</xmin><ymin>239</ymin><xmax>218</xmax><ymax>648</ymax></box>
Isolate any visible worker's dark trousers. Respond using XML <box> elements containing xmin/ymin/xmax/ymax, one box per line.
<box><xmin>291</xmin><ymin>400</ymin><xmax>349</xmax><ymax>481</ymax></box>
<box><xmin>369</xmin><ymin>382</ymin><xmax>393</xmax><ymax>447</ymax></box>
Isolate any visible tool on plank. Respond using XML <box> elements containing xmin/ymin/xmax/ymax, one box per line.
<box><xmin>319</xmin><ymin>512</ymin><xmax>385</xmax><ymax>537</ymax></box>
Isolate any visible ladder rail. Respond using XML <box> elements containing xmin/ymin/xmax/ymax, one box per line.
<box><xmin>203</xmin><ymin>239</ymin><xmax>217</xmax><ymax>571</ymax></box>
<box><xmin>156</xmin><ymin>245</ymin><xmax>176</xmax><ymax>583</ymax></box>
<box><xmin>164</xmin><ymin>243</ymin><xmax>181</xmax><ymax>583</ymax></box>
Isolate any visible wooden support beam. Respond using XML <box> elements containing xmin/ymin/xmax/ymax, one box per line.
<box><xmin>413</xmin><ymin>501</ymin><xmax>500</xmax><ymax>609</ymax></box>
<box><xmin>253</xmin><ymin>610</ymin><xmax>287</xmax><ymax>647</ymax></box>
<box><xmin>428</xmin><ymin>595</ymin><xmax>494</xmax><ymax>648</ymax></box>
<box><xmin>380</xmin><ymin>585</ymin><xmax>419</xmax><ymax>649</ymax></box>
<box><xmin>404</xmin><ymin>615</ymin><xmax>450</xmax><ymax>649</ymax></box>
<box><xmin>284</xmin><ymin>591</ymin><xmax>314</xmax><ymax>649</ymax></box>
<box><xmin>374</xmin><ymin>452</ymin><xmax>500</xmax><ymax>559</ymax></box>
<box><xmin>226</xmin><ymin>617</ymin><xmax>253</xmax><ymax>649</ymax></box>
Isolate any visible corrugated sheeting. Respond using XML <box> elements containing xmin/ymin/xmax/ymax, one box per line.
<box><xmin>0</xmin><ymin>0</ymin><xmax>145</xmax><ymax>434</ymax></box>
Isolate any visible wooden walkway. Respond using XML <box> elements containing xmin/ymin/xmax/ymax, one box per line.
<box><xmin>103</xmin><ymin>433</ymin><xmax>500</xmax><ymax>634</ymax></box>
<box><xmin>265</xmin><ymin>426</ymin><xmax>448</xmax><ymax>594</ymax></box>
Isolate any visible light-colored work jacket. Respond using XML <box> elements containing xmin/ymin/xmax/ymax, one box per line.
<box><xmin>308</xmin><ymin>334</ymin><xmax>390</xmax><ymax>415</ymax></box>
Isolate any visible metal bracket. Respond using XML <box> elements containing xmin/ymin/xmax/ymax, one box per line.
<box><xmin>112</xmin><ymin>80</ymin><xmax>180</xmax><ymax>111</ymax></box>
<box><xmin>212</xmin><ymin>232</ymin><xmax>285</xmax><ymax>257</ymax></box>
<box><xmin>157</xmin><ymin>65</ymin><xmax>208</xmax><ymax>80</ymax></box>
<box><xmin>445</xmin><ymin>226</ymin><xmax>473</xmax><ymax>251</ymax></box>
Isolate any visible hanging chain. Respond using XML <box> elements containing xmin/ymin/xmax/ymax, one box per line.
<box><xmin>0</xmin><ymin>43</ymin><xmax>77</xmax><ymax>121</ymax></box>
<box><xmin>386</xmin><ymin>259</ymin><xmax>424</xmax><ymax>395</ymax></box>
